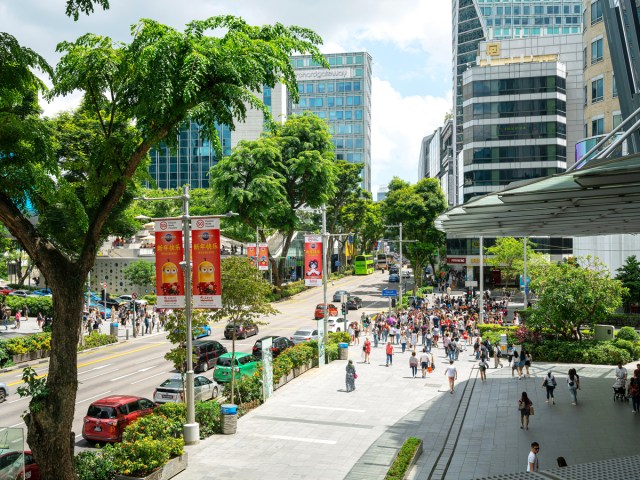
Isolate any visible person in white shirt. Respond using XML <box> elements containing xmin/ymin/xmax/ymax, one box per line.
<box><xmin>615</xmin><ymin>362</ymin><xmax>628</xmax><ymax>382</ymax></box>
<box><xmin>444</xmin><ymin>360</ymin><xmax>457</xmax><ymax>394</ymax></box>
<box><xmin>419</xmin><ymin>349</ymin><xmax>431</xmax><ymax>378</ymax></box>
<box><xmin>527</xmin><ymin>442</ymin><xmax>540</xmax><ymax>472</ymax></box>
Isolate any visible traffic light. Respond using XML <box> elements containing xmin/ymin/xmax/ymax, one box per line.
<box><xmin>342</xmin><ymin>303</ymin><xmax>347</xmax><ymax>316</ymax></box>
<box><xmin>391</xmin><ymin>298</ymin><xmax>397</xmax><ymax>308</ymax></box>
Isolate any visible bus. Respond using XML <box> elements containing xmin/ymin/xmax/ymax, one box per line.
<box><xmin>376</xmin><ymin>253</ymin><xmax>387</xmax><ymax>271</ymax></box>
<box><xmin>354</xmin><ymin>255</ymin><xmax>375</xmax><ymax>275</ymax></box>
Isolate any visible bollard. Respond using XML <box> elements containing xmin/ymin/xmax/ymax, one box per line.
<box><xmin>126</xmin><ymin>329</ymin><xmax>129</xmax><ymax>340</ymax></box>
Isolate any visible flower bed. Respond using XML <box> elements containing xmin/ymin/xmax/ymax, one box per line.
<box><xmin>385</xmin><ymin>437</ymin><xmax>423</xmax><ymax>480</ymax></box>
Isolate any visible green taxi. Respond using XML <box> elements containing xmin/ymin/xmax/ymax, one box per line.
<box><xmin>213</xmin><ymin>352</ymin><xmax>261</xmax><ymax>383</ymax></box>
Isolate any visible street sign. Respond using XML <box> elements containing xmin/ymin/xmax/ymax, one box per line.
<box><xmin>382</xmin><ymin>289</ymin><xmax>398</xmax><ymax>297</ymax></box>
<box><xmin>132</xmin><ymin>292</ymin><xmax>138</xmax><ymax>300</ymax></box>
<box><xmin>465</xmin><ymin>281</ymin><xmax>478</xmax><ymax>287</ymax></box>
<box><xmin>519</xmin><ymin>277</ymin><xmax>531</xmax><ymax>287</ymax></box>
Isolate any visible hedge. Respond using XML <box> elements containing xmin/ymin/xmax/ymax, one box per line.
<box><xmin>385</xmin><ymin>437</ymin><xmax>422</xmax><ymax>480</ymax></box>
<box><xmin>523</xmin><ymin>339</ymin><xmax>634</xmax><ymax>365</ymax></box>
<box><xmin>606</xmin><ymin>314</ymin><xmax>640</xmax><ymax>328</ymax></box>
<box><xmin>2</xmin><ymin>295</ymin><xmax>53</xmax><ymax>317</ymax></box>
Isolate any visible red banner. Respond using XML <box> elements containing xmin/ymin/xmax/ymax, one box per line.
<box><xmin>154</xmin><ymin>220</ymin><xmax>185</xmax><ymax>308</ymax></box>
<box><xmin>258</xmin><ymin>243</ymin><xmax>269</xmax><ymax>271</ymax></box>
<box><xmin>447</xmin><ymin>257</ymin><xmax>466</xmax><ymax>264</ymax></box>
<box><xmin>191</xmin><ymin>218</ymin><xmax>222</xmax><ymax>309</ymax></box>
<box><xmin>247</xmin><ymin>243</ymin><xmax>257</xmax><ymax>265</ymax></box>
<box><xmin>304</xmin><ymin>235</ymin><xmax>323</xmax><ymax>287</ymax></box>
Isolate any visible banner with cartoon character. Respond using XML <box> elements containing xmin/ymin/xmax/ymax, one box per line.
<box><xmin>191</xmin><ymin>218</ymin><xmax>222</xmax><ymax>308</ymax></box>
<box><xmin>154</xmin><ymin>220</ymin><xmax>185</xmax><ymax>308</ymax></box>
<box><xmin>247</xmin><ymin>243</ymin><xmax>257</xmax><ymax>265</ymax></box>
<box><xmin>258</xmin><ymin>243</ymin><xmax>269</xmax><ymax>271</ymax></box>
<box><xmin>304</xmin><ymin>235</ymin><xmax>323</xmax><ymax>287</ymax></box>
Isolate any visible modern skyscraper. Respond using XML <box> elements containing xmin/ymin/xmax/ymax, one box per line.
<box><xmin>291</xmin><ymin>52</ymin><xmax>373</xmax><ymax>192</ymax></box>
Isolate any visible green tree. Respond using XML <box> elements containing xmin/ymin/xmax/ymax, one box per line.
<box><xmin>616</xmin><ymin>255</ymin><xmax>640</xmax><ymax>314</ymax></box>
<box><xmin>528</xmin><ymin>256</ymin><xmax>627</xmax><ymax>339</ymax></box>
<box><xmin>122</xmin><ymin>260</ymin><xmax>155</xmax><ymax>291</ymax></box>
<box><xmin>208</xmin><ymin>256</ymin><xmax>278</xmax><ymax>403</ymax></box>
<box><xmin>163</xmin><ymin>310</ymin><xmax>211</xmax><ymax>372</ymax></box>
<box><xmin>0</xmin><ymin>19</ymin><xmax>324</xmax><ymax>479</ymax></box>
<box><xmin>65</xmin><ymin>0</ymin><xmax>109</xmax><ymax>20</ymax></box>
<box><xmin>485</xmin><ymin>237</ymin><xmax>546</xmax><ymax>287</ymax></box>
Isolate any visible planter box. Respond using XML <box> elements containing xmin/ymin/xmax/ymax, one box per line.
<box><xmin>389</xmin><ymin>440</ymin><xmax>423</xmax><ymax>480</ymax></box>
<box><xmin>114</xmin><ymin>453</ymin><xmax>188</xmax><ymax>480</ymax></box>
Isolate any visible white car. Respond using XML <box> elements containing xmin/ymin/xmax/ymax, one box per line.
<box><xmin>401</xmin><ymin>269</ymin><xmax>412</xmax><ymax>278</ymax></box>
<box><xmin>291</xmin><ymin>328</ymin><xmax>319</xmax><ymax>344</ymax></box>
<box><xmin>8</xmin><ymin>290</ymin><xmax>30</xmax><ymax>297</ymax></box>
<box><xmin>325</xmin><ymin>316</ymin><xmax>347</xmax><ymax>333</ymax></box>
<box><xmin>153</xmin><ymin>374</ymin><xmax>220</xmax><ymax>404</ymax></box>
<box><xmin>0</xmin><ymin>382</ymin><xmax>9</xmax><ymax>402</ymax></box>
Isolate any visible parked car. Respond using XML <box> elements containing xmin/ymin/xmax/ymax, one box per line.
<box><xmin>314</xmin><ymin>303</ymin><xmax>338</xmax><ymax>320</ymax></box>
<box><xmin>346</xmin><ymin>296</ymin><xmax>363</xmax><ymax>310</ymax></box>
<box><xmin>0</xmin><ymin>287</ymin><xmax>14</xmax><ymax>296</ymax></box>
<box><xmin>0</xmin><ymin>382</ymin><xmax>9</xmax><ymax>402</ymax></box>
<box><xmin>81</xmin><ymin>395</ymin><xmax>156</xmax><ymax>443</ymax></box>
<box><xmin>193</xmin><ymin>325</ymin><xmax>212</xmax><ymax>339</ymax></box>
<box><xmin>0</xmin><ymin>450</ymin><xmax>40</xmax><ymax>480</ymax></box>
<box><xmin>223</xmin><ymin>320</ymin><xmax>259</xmax><ymax>340</ymax></box>
<box><xmin>291</xmin><ymin>328</ymin><xmax>319</xmax><ymax>344</ymax></box>
<box><xmin>332</xmin><ymin>290</ymin><xmax>350</xmax><ymax>303</ymax></box>
<box><xmin>388</xmin><ymin>273</ymin><xmax>400</xmax><ymax>283</ymax></box>
<box><xmin>252</xmin><ymin>336</ymin><xmax>294</xmax><ymax>359</ymax></box>
<box><xmin>401</xmin><ymin>269</ymin><xmax>412</xmax><ymax>278</ymax></box>
<box><xmin>213</xmin><ymin>352</ymin><xmax>261</xmax><ymax>383</ymax></box>
<box><xmin>153</xmin><ymin>374</ymin><xmax>219</xmax><ymax>404</ymax></box>
<box><xmin>8</xmin><ymin>290</ymin><xmax>30</xmax><ymax>297</ymax></box>
<box><xmin>388</xmin><ymin>265</ymin><xmax>400</xmax><ymax>275</ymax></box>
<box><xmin>326</xmin><ymin>316</ymin><xmax>347</xmax><ymax>333</ymax></box>
<box><xmin>30</xmin><ymin>288</ymin><xmax>52</xmax><ymax>296</ymax></box>
<box><xmin>190</xmin><ymin>339</ymin><xmax>227</xmax><ymax>373</ymax></box>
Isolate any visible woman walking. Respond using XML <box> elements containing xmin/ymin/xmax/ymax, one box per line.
<box><xmin>445</xmin><ymin>360</ymin><xmax>458</xmax><ymax>394</ymax></box>
<box><xmin>567</xmin><ymin>368</ymin><xmax>580</xmax><ymax>405</ymax></box>
<box><xmin>542</xmin><ymin>371</ymin><xmax>557</xmax><ymax>404</ymax></box>
<box><xmin>512</xmin><ymin>351</ymin><xmax>520</xmax><ymax>378</ymax></box>
<box><xmin>419</xmin><ymin>348</ymin><xmax>430</xmax><ymax>378</ymax></box>
<box><xmin>363</xmin><ymin>337</ymin><xmax>371</xmax><ymax>364</ymax></box>
<box><xmin>479</xmin><ymin>357</ymin><xmax>489</xmax><ymax>382</ymax></box>
<box><xmin>517</xmin><ymin>352</ymin><xmax>526</xmax><ymax>380</ymax></box>
<box><xmin>400</xmin><ymin>331</ymin><xmax>408</xmax><ymax>353</ymax></box>
<box><xmin>518</xmin><ymin>391</ymin><xmax>533</xmax><ymax>430</ymax></box>
<box><xmin>630</xmin><ymin>369</ymin><xmax>640</xmax><ymax>413</ymax></box>
<box><xmin>345</xmin><ymin>360</ymin><xmax>357</xmax><ymax>392</ymax></box>
<box><xmin>409</xmin><ymin>352</ymin><xmax>419</xmax><ymax>378</ymax></box>
<box><xmin>523</xmin><ymin>351</ymin><xmax>532</xmax><ymax>377</ymax></box>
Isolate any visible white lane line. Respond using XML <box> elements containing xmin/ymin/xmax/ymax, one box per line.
<box><xmin>110</xmin><ymin>372</ymin><xmax>138</xmax><ymax>382</ymax></box>
<box><xmin>9</xmin><ymin>422</ymin><xmax>25</xmax><ymax>428</ymax></box>
<box><xmin>75</xmin><ymin>433</ymin><xmax>83</xmax><ymax>439</ymax></box>
<box><xmin>252</xmin><ymin>433</ymin><xmax>336</xmax><ymax>445</ymax></box>
<box><xmin>83</xmin><ymin>369</ymin><xmax>119</xmax><ymax>381</ymax></box>
<box><xmin>79</xmin><ymin>364</ymin><xmax>112</xmax><ymax>375</ymax></box>
<box><xmin>138</xmin><ymin>365</ymin><xmax>157</xmax><ymax>372</ymax></box>
<box><xmin>8</xmin><ymin>397</ymin><xmax>26</xmax><ymax>404</ymax></box>
<box><xmin>76</xmin><ymin>391</ymin><xmax>111</xmax><ymax>405</ymax></box>
<box><xmin>290</xmin><ymin>404</ymin><xmax>365</xmax><ymax>413</ymax></box>
<box><xmin>131</xmin><ymin>371</ymin><xmax>167</xmax><ymax>385</ymax></box>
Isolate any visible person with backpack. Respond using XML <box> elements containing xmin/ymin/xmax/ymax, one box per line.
<box><xmin>518</xmin><ymin>391</ymin><xmax>533</xmax><ymax>430</ymax></box>
<box><xmin>542</xmin><ymin>371</ymin><xmax>557</xmax><ymax>405</ymax></box>
<box><xmin>567</xmin><ymin>368</ymin><xmax>580</xmax><ymax>405</ymax></box>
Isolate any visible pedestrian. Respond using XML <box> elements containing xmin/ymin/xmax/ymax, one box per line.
<box><xmin>409</xmin><ymin>352</ymin><xmax>418</xmax><ymax>378</ymax></box>
<box><xmin>410</xmin><ymin>330</ymin><xmax>418</xmax><ymax>351</ymax></box>
<box><xmin>517</xmin><ymin>351</ymin><xmax>526</xmax><ymax>380</ymax></box>
<box><xmin>518</xmin><ymin>391</ymin><xmax>533</xmax><ymax>430</ymax></box>
<box><xmin>37</xmin><ymin>311</ymin><xmax>44</xmax><ymax>330</ymax></box>
<box><xmin>567</xmin><ymin>368</ymin><xmax>580</xmax><ymax>405</ymax></box>
<box><xmin>348</xmin><ymin>324</ymin><xmax>355</xmax><ymax>344</ymax></box>
<box><xmin>512</xmin><ymin>350</ymin><xmax>520</xmax><ymax>378</ymax></box>
<box><xmin>363</xmin><ymin>337</ymin><xmax>371</xmax><ymax>364</ymax></box>
<box><xmin>419</xmin><ymin>348</ymin><xmax>430</xmax><ymax>378</ymax></box>
<box><xmin>2</xmin><ymin>307</ymin><xmax>8</xmax><ymax>330</ymax></box>
<box><xmin>373</xmin><ymin>328</ymin><xmax>379</xmax><ymax>348</ymax></box>
<box><xmin>354</xmin><ymin>323</ymin><xmax>361</xmax><ymax>345</ymax></box>
<box><xmin>524</xmin><ymin>350</ymin><xmax>532</xmax><ymax>377</ymax></box>
<box><xmin>479</xmin><ymin>357</ymin><xmax>489</xmax><ymax>382</ymax></box>
<box><xmin>389</xmin><ymin>325</ymin><xmax>395</xmax><ymax>344</ymax></box>
<box><xmin>527</xmin><ymin>442</ymin><xmax>540</xmax><ymax>472</ymax></box>
<box><xmin>494</xmin><ymin>344</ymin><xmax>503</xmax><ymax>369</ymax></box>
<box><xmin>395</xmin><ymin>327</ymin><xmax>401</xmax><ymax>346</ymax></box>
<box><xmin>22</xmin><ymin>304</ymin><xmax>29</xmax><ymax>320</ymax></box>
<box><xmin>13</xmin><ymin>310</ymin><xmax>20</xmax><ymax>329</ymax></box>
<box><xmin>385</xmin><ymin>341</ymin><xmax>394</xmax><ymax>367</ymax></box>
<box><xmin>345</xmin><ymin>360</ymin><xmax>356</xmax><ymax>392</ymax></box>
<box><xmin>630</xmin><ymin>369</ymin><xmax>640</xmax><ymax>413</ymax></box>
<box><xmin>445</xmin><ymin>360</ymin><xmax>457</xmax><ymax>394</ymax></box>
<box><xmin>400</xmin><ymin>331</ymin><xmax>408</xmax><ymax>353</ymax></box>
<box><xmin>507</xmin><ymin>343</ymin><xmax>514</xmax><ymax>366</ymax></box>
<box><xmin>542</xmin><ymin>371</ymin><xmax>557</xmax><ymax>405</ymax></box>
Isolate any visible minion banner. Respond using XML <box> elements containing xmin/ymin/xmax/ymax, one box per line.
<box><xmin>191</xmin><ymin>218</ymin><xmax>222</xmax><ymax>309</ymax></box>
<box><xmin>154</xmin><ymin>220</ymin><xmax>185</xmax><ymax>308</ymax></box>
<box><xmin>304</xmin><ymin>235</ymin><xmax>323</xmax><ymax>287</ymax></box>
<box><xmin>258</xmin><ymin>243</ymin><xmax>269</xmax><ymax>271</ymax></box>
<box><xmin>247</xmin><ymin>243</ymin><xmax>257</xmax><ymax>265</ymax></box>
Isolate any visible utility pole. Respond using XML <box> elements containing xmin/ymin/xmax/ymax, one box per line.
<box><xmin>255</xmin><ymin>226</ymin><xmax>260</xmax><ymax>269</ymax></box>
<box><xmin>320</xmin><ymin>204</ymin><xmax>328</xmax><ymax>366</ymax></box>
<box><xmin>479</xmin><ymin>236</ymin><xmax>484</xmax><ymax>324</ymax></box>
<box><xmin>399</xmin><ymin>222</ymin><xmax>403</xmax><ymax>308</ymax></box>
<box><xmin>523</xmin><ymin>237</ymin><xmax>528</xmax><ymax>310</ymax></box>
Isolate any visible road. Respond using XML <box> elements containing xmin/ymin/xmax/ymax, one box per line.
<box><xmin>0</xmin><ymin>269</ymin><xmax>411</xmax><ymax>450</ymax></box>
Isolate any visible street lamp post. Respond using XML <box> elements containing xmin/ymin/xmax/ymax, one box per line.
<box><xmin>321</xmin><ymin>205</ymin><xmax>328</xmax><ymax>365</ymax></box>
<box><xmin>479</xmin><ymin>236</ymin><xmax>484</xmax><ymax>323</ymax></box>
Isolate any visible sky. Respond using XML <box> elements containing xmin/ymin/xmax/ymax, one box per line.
<box><xmin>0</xmin><ymin>0</ymin><xmax>453</xmax><ymax>192</ymax></box>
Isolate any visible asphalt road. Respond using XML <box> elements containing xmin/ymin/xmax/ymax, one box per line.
<box><xmin>0</xmin><ymin>269</ymin><xmax>411</xmax><ymax>451</ymax></box>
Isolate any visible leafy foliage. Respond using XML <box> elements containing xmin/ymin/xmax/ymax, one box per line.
<box><xmin>485</xmin><ymin>237</ymin><xmax>547</xmax><ymax>285</ymax></box>
<box><xmin>74</xmin><ymin>449</ymin><xmax>117</xmax><ymax>480</ymax></box>
<box><xmin>524</xmin><ymin>339</ymin><xmax>632</xmax><ymax>365</ymax></box>
<box><xmin>17</xmin><ymin>366</ymin><xmax>49</xmax><ymax>413</ymax></box>
<box><xmin>617</xmin><ymin>326</ymin><xmax>639</xmax><ymax>342</ymax></box>
<box><xmin>163</xmin><ymin>310</ymin><xmax>210</xmax><ymax>372</ymax></box>
<box><xmin>616</xmin><ymin>255</ymin><xmax>640</xmax><ymax>314</ymax></box>
<box><xmin>385</xmin><ymin>437</ymin><xmax>422</xmax><ymax>480</ymax></box>
<box><xmin>122</xmin><ymin>260</ymin><xmax>155</xmax><ymax>290</ymax></box>
<box><xmin>78</xmin><ymin>332</ymin><xmax>118</xmax><ymax>351</ymax></box>
<box><xmin>222</xmin><ymin>373</ymin><xmax>263</xmax><ymax>405</ymax></box>
<box><xmin>154</xmin><ymin>400</ymin><xmax>222</xmax><ymax>439</ymax></box>
<box><xmin>65</xmin><ymin>0</ymin><xmax>110</xmax><ymax>21</ymax></box>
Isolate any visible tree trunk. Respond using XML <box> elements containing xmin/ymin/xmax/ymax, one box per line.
<box><xmin>25</xmin><ymin>267</ymin><xmax>84</xmax><ymax>480</ymax></box>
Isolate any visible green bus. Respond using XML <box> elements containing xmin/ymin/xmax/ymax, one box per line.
<box><xmin>354</xmin><ymin>255</ymin><xmax>375</xmax><ymax>275</ymax></box>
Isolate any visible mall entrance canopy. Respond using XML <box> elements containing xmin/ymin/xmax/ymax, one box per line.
<box><xmin>435</xmin><ymin>155</ymin><xmax>640</xmax><ymax>237</ymax></box>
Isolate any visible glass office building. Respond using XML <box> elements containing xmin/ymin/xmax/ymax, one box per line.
<box><xmin>291</xmin><ymin>52</ymin><xmax>373</xmax><ymax>192</ymax></box>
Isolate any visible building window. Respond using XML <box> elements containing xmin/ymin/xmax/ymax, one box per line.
<box><xmin>613</xmin><ymin>74</ymin><xmax>617</xmax><ymax>97</ymax></box>
<box><xmin>584</xmin><ymin>85</ymin><xmax>587</xmax><ymax>106</ymax></box>
<box><xmin>592</xmin><ymin>117</ymin><xmax>604</xmax><ymax>135</ymax></box>
<box><xmin>613</xmin><ymin>111</ymin><xmax>622</xmax><ymax>129</ymax></box>
<box><xmin>591</xmin><ymin>78</ymin><xmax>604</xmax><ymax>103</ymax></box>
<box><xmin>583</xmin><ymin>47</ymin><xmax>587</xmax><ymax>70</ymax></box>
<box><xmin>591</xmin><ymin>38</ymin><xmax>603</xmax><ymax>64</ymax></box>
<box><xmin>591</xmin><ymin>0</ymin><xmax>603</xmax><ymax>25</ymax></box>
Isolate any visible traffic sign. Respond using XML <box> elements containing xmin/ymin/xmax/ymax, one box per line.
<box><xmin>382</xmin><ymin>289</ymin><xmax>398</xmax><ymax>297</ymax></box>
<box><xmin>132</xmin><ymin>292</ymin><xmax>138</xmax><ymax>299</ymax></box>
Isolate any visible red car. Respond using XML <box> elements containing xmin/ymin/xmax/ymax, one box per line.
<box><xmin>0</xmin><ymin>287</ymin><xmax>14</xmax><ymax>296</ymax></box>
<box><xmin>82</xmin><ymin>395</ymin><xmax>156</xmax><ymax>443</ymax></box>
<box><xmin>314</xmin><ymin>303</ymin><xmax>338</xmax><ymax>320</ymax></box>
<box><xmin>0</xmin><ymin>450</ymin><xmax>40</xmax><ymax>480</ymax></box>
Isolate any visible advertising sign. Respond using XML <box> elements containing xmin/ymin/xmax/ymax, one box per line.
<box><xmin>247</xmin><ymin>243</ymin><xmax>257</xmax><ymax>265</ymax></box>
<box><xmin>261</xmin><ymin>337</ymin><xmax>274</xmax><ymax>401</ymax></box>
<box><xmin>258</xmin><ymin>243</ymin><xmax>269</xmax><ymax>271</ymax></box>
<box><xmin>191</xmin><ymin>218</ymin><xmax>222</xmax><ymax>309</ymax></box>
<box><xmin>154</xmin><ymin>220</ymin><xmax>185</xmax><ymax>308</ymax></box>
<box><xmin>304</xmin><ymin>235</ymin><xmax>323</xmax><ymax>287</ymax></box>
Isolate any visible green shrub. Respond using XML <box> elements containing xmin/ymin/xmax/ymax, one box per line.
<box><xmin>0</xmin><ymin>343</ymin><xmax>10</xmax><ymax>368</ymax></box>
<box><xmin>3</xmin><ymin>296</ymin><xmax>53</xmax><ymax>317</ymax></box>
<box><xmin>112</xmin><ymin>437</ymin><xmax>172</xmax><ymax>477</ymax></box>
<box><xmin>328</xmin><ymin>331</ymin><xmax>351</xmax><ymax>344</ymax></box>
<box><xmin>74</xmin><ymin>449</ymin><xmax>117</xmax><ymax>480</ymax></box>
<box><xmin>524</xmin><ymin>339</ymin><xmax>632</xmax><ymax>365</ymax></box>
<box><xmin>195</xmin><ymin>400</ymin><xmax>222</xmax><ymax>437</ymax></box>
<box><xmin>4</xmin><ymin>337</ymin><xmax>27</xmax><ymax>355</ymax></box>
<box><xmin>143</xmin><ymin>294</ymin><xmax>156</xmax><ymax>305</ymax></box>
<box><xmin>607</xmin><ymin>314</ymin><xmax>640</xmax><ymax>328</ymax></box>
<box><xmin>79</xmin><ymin>332</ymin><xmax>118</xmax><ymax>351</ymax></box>
<box><xmin>223</xmin><ymin>373</ymin><xmax>263</xmax><ymax>406</ymax></box>
<box><xmin>326</xmin><ymin>343</ymin><xmax>339</xmax><ymax>361</ymax></box>
<box><xmin>613</xmin><ymin>339</ymin><xmax>640</xmax><ymax>360</ymax></box>
<box><xmin>617</xmin><ymin>326</ymin><xmax>639</xmax><ymax>342</ymax></box>
<box><xmin>154</xmin><ymin>402</ymin><xmax>186</xmax><ymax>423</ymax></box>
<box><xmin>385</xmin><ymin>437</ymin><xmax>421</xmax><ymax>480</ymax></box>
<box><xmin>122</xmin><ymin>414</ymin><xmax>182</xmax><ymax>456</ymax></box>
<box><xmin>272</xmin><ymin>354</ymin><xmax>293</xmax><ymax>383</ymax></box>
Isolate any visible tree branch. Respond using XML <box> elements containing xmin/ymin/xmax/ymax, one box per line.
<box><xmin>86</xmin><ymin>81</ymin><xmax>108</xmax><ymax>137</ymax></box>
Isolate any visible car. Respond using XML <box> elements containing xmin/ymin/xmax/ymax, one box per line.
<box><xmin>0</xmin><ymin>450</ymin><xmax>40</xmax><ymax>480</ymax></box>
<box><xmin>190</xmin><ymin>339</ymin><xmax>227</xmax><ymax>372</ymax></box>
<box><xmin>0</xmin><ymin>287</ymin><xmax>14</xmax><ymax>296</ymax></box>
<box><xmin>291</xmin><ymin>328</ymin><xmax>319</xmax><ymax>344</ymax></box>
<box><xmin>81</xmin><ymin>395</ymin><xmax>156</xmax><ymax>443</ymax></box>
<box><xmin>213</xmin><ymin>352</ymin><xmax>261</xmax><ymax>383</ymax></box>
<box><xmin>389</xmin><ymin>273</ymin><xmax>400</xmax><ymax>283</ymax></box>
<box><xmin>314</xmin><ymin>303</ymin><xmax>338</xmax><ymax>320</ymax></box>
<box><xmin>223</xmin><ymin>320</ymin><xmax>259</xmax><ymax>340</ymax></box>
<box><xmin>401</xmin><ymin>269</ymin><xmax>412</xmax><ymax>278</ymax></box>
<box><xmin>193</xmin><ymin>324</ymin><xmax>212</xmax><ymax>339</ymax></box>
<box><xmin>0</xmin><ymin>382</ymin><xmax>9</xmax><ymax>402</ymax></box>
<box><xmin>252</xmin><ymin>336</ymin><xmax>294</xmax><ymax>359</ymax></box>
<box><xmin>346</xmin><ymin>296</ymin><xmax>363</xmax><ymax>310</ymax></box>
<box><xmin>325</xmin><ymin>316</ymin><xmax>347</xmax><ymax>333</ymax></box>
<box><xmin>8</xmin><ymin>290</ymin><xmax>30</xmax><ymax>297</ymax></box>
<box><xmin>332</xmin><ymin>290</ymin><xmax>350</xmax><ymax>303</ymax></box>
<box><xmin>388</xmin><ymin>265</ymin><xmax>400</xmax><ymax>275</ymax></box>
<box><xmin>153</xmin><ymin>374</ymin><xmax>220</xmax><ymax>404</ymax></box>
<box><xmin>30</xmin><ymin>288</ymin><xmax>52</xmax><ymax>296</ymax></box>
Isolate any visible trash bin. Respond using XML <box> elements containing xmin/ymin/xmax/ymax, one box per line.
<box><xmin>338</xmin><ymin>342</ymin><xmax>349</xmax><ymax>360</ymax></box>
<box><xmin>110</xmin><ymin>322</ymin><xmax>119</xmax><ymax>337</ymax></box>
<box><xmin>221</xmin><ymin>404</ymin><xmax>238</xmax><ymax>435</ymax></box>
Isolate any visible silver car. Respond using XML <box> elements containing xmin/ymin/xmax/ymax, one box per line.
<box><xmin>153</xmin><ymin>374</ymin><xmax>219</xmax><ymax>404</ymax></box>
<box><xmin>291</xmin><ymin>328</ymin><xmax>319</xmax><ymax>345</ymax></box>
<box><xmin>0</xmin><ymin>382</ymin><xmax>8</xmax><ymax>402</ymax></box>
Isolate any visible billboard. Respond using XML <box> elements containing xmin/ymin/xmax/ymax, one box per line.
<box><xmin>258</xmin><ymin>243</ymin><xmax>269</xmax><ymax>271</ymax></box>
<box><xmin>154</xmin><ymin>220</ymin><xmax>185</xmax><ymax>308</ymax></box>
<box><xmin>247</xmin><ymin>243</ymin><xmax>257</xmax><ymax>265</ymax></box>
<box><xmin>191</xmin><ymin>218</ymin><xmax>222</xmax><ymax>309</ymax></box>
<box><xmin>304</xmin><ymin>235</ymin><xmax>323</xmax><ymax>287</ymax></box>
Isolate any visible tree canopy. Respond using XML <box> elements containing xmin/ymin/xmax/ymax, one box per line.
<box><xmin>616</xmin><ymin>255</ymin><xmax>640</xmax><ymax>313</ymax></box>
<box><xmin>485</xmin><ymin>237</ymin><xmax>547</xmax><ymax>285</ymax></box>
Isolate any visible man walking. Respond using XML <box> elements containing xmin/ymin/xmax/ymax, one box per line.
<box><xmin>386</xmin><ymin>341</ymin><xmax>394</xmax><ymax>367</ymax></box>
<box><xmin>527</xmin><ymin>442</ymin><xmax>540</xmax><ymax>472</ymax></box>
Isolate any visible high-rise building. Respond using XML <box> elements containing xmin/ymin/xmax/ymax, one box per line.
<box><xmin>418</xmin><ymin>119</ymin><xmax>454</xmax><ymax>205</ymax></box>
<box><xmin>291</xmin><ymin>52</ymin><xmax>373</xmax><ymax>192</ymax></box>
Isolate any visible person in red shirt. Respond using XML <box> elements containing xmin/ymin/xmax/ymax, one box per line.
<box><xmin>385</xmin><ymin>341</ymin><xmax>394</xmax><ymax>366</ymax></box>
<box><xmin>363</xmin><ymin>337</ymin><xmax>371</xmax><ymax>364</ymax></box>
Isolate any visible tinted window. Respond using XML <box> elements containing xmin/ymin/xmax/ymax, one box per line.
<box><xmin>139</xmin><ymin>399</ymin><xmax>154</xmax><ymax>409</ymax></box>
<box><xmin>87</xmin><ymin>405</ymin><xmax>117</xmax><ymax>419</ymax></box>
<box><xmin>238</xmin><ymin>356</ymin><xmax>250</xmax><ymax>365</ymax></box>
<box><xmin>159</xmin><ymin>378</ymin><xmax>183</xmax><ymax>389</ymax></box>
<box><xmin>294</xmin><ymin>330</ymin><xmax>312</xmax><ymax>336</ymax></box>
<box><xmin>217</xmin><ymin>357</ymin><xmax>236</xmax><ymax>367</ymax></box>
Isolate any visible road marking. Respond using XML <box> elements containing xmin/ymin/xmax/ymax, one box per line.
<box><xmin>78</xmin><ymin>364</ymin><xmax>112</xmax><ymax>375</ymax></box>
<box><xmin>111</xmin><ymin>372</ymin><xmax>138</xmax><ymax>382</ymax></box>
<box><xmin>131</xmin><ymin>371</ymin><xmax>167</xmax><ymax>384</ymax></box>
<box><xmin>290</xmin><ymin>404</ymin><xmax>365</xmax><ymax>413</ymax></box>
<box><xmin>76</xmin><ymin>391</ymin><xmax>111</xmax><ymax>405</ymax></box>
<box><xmin>252</xmin><ymin>433</ymin><xmax>336</xmax><ymax>445</ymax></box>
<box><xmin>8</xmin><ymin>397</ymin><xmax>26</xmax><ymax>404</ymax></box>
<box><xmin>82</xmin><ymin>369</ymin><xmax>119</xmax><ymax>381</ymax></box>
<box><xmin>10</xmin><ymin>422</ymin><xmax>25</xmax><ymax>428</ymax></box>
<box><xmin>138</xmin><ymin>365</ymin><xmax>157</xmax><ymax>372</ymax></box>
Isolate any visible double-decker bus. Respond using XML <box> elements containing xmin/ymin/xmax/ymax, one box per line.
<box><xmin>354</xmin><ymin>254</ymin><xmax>375</xmax><ymax>275</ymax></box>
<box><xmin>376</xmin><ymin>253</ymin><xmax>387</xmax><ymax>271</ymax></box>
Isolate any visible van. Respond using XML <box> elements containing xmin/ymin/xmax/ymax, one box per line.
<box><xmin>82</xmin><ymin>395</ymin><xmax>156</xmax><ymax>443</ymax></box>
<box><xmin>192</xmin><ymin>339</ymin><xmax>227</xmax><ymax>373</ymax></box>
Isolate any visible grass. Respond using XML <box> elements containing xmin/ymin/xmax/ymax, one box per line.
<box><xmin>385</xmin><ymin>437</ymin><xmax>422</xmax><ymax>480</ymax></box>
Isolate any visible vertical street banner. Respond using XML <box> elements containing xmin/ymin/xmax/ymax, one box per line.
<box><xmin>154</xmin><ymin>220</ymin><xmax>185</xmax><ymax>308</ymax></box>
<box><xmin>304</xmin><ymin>235</ymin><xmax>323</xmax><ymax>287</ymax></box>
<box><xmin>247</xmin><ymin>243</ymin><xmax>257</xmax><ymax>265</ymax></box>
<box><xmin>191</xmin><ymin>218</ymin><xmax>222</xmax><ymax>309</ymax></box>
<box><xmin>258</xmin><ymin>243</ymin><xmax>269</xmax><ymax>271</ymax></box>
